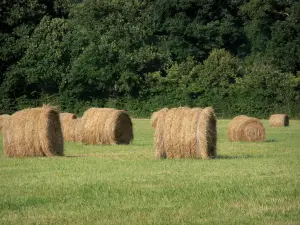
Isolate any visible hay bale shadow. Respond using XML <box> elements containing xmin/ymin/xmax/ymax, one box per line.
<box><xmin>264</xmin><ymin>139</ymin><xmax>277</xmax><ymax>143</ymax></box>
<box><xmin>64</xmin><ymin>155</ymin><xmax>87</xmax><ymax>158</ymax></box>
<box><xmin>216</xmin><ymin>154</ymin><xmax>264</xmax><ymax>160</ymax></box>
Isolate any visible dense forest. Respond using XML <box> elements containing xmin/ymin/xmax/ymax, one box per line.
<box><xmin>1</xmin><ymin>0</ymin><xmax>300</xmax><ymax>118</ymax></box>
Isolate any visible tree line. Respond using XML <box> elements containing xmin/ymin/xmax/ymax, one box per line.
<box><xmin>1</xmin><ymin>0</ymin><xmax>300</xmax><ymax>118</ymax></box>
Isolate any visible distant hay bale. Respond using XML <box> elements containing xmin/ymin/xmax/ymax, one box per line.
<box><xmin>153</xmin><ymin>107</ymin><xmax>217</xmax><ymax>159</ymax></box>
<box><xmin>60</xmin><ymin>112</ymin><xmax>77</xmax><ymax>142</ymax></box>
<box><xmin>60</xmin><ymin>112</ymin><xmax>77</xmax><ymax>120</ymax></box>
<box><xmin>269</xmin><ymin>114</ymin><xmax>289</xmax><ymax>127</ymax></box>
<box><xmin>151</xmin><ymin>108</ymin><xmax>168</xmax><ymax>128</ymax></box>
<box><xmin>0</xmin><ymin>114</ymin><xmax>10</xmax><ymax>134</ymax></box>
<box><xmin>74</xmin><ymin>118</ymin><xmax>83</xmax><ymax>142</ymax></box>
<box><xmin>81</xmin><ymin>108</ymin><xmax>133</xmax><ymax>145</ymax></box>
<box><xmin>228</xmin><ymin>115</ymin><xmax>265</xmax><ymax>142</ymax></box>
<box><xmin>3</xmin><ymin>106</ymin><xmax>64</xmax><ymax>157</ymax></box>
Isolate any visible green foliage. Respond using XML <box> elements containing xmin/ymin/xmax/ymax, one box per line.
<box><xmin>0</xmin><ymin>0</ymin><xmax>74</xmax><ymax>75</ymax></box>
<box><xmin>266</xmin><ymin>2</ymin><xmax>300</xmax><ymax>73</ymax></box>
<box><xmin>241</xmin><ymin>0</ymin><xmax>300</xmax><ymax>73</ymax></box>
<box><xmin>186</xmin><ymin>49</ymin><xmax>240</xmax><ymax>116</ymax></box>
<box><xmin>18</xmin><ymin>17</ymin><xmax>71</xmax><ymax>93</ymax></box>
<box><xmin>190</xmin><ymin>49</ymin><xmax>239</xmax><ymax>96</ymax></box>
<box><xmin>148</xmin><ymin>0</ymin><xmax>247</xmax><ymax>61</ymax></box>
<box><xmin>0</xmin><ymin>0</ymin><xmax>47</xmax><ymax>83</ymax></box>
<box><xmin>1</xmin><ymin>0</ymin><xmax>300</xmax><ymax>117</ymax></box>
<box><xmin>232</xmin><ymin>59</ymin><xmax>297</xmax><ymax>117</ymax></box>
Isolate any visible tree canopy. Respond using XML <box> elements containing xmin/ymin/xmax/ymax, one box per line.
<box><xmin>1</xmin><ymin>0</ymin><xmax>300</xmax><ymax>117</ymax></box>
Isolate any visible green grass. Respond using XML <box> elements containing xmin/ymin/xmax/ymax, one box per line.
<box><xmin>0</xmin><ymin>119</ymin><xmax>300</xmax><ymax>225</ymax></box>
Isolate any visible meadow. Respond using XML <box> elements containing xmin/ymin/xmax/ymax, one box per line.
<box><xmin>0</xmin><ymin>119</ymin><xmax>299</xmax><ymax>225</ymax></box>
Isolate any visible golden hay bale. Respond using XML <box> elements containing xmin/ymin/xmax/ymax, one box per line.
<box><xmin>81</xmin><ymin>108</ymin><xmax>133</xmax><ymax>145</ymax></box>
<box><xmin>151</xmin><ymin>108</ymin><xmax>168</xmax><ymax>128</ymax></box>
<box><xmin>74</xmin><ymin>118</ymin><xmax>83</xmax><ymax>142</ymax></box>
<box><xmin>3</xmin><ymin>106</ymin><xmax>64</xmax><ymax>157</ymax></box>
<box><xmin>153</xmin><ymin>107</ymin><xmax>217</xmax><ymax>159</ymax></box>
<box><xmin>228</xmin><ymin>115</ymin><xmax>265</xmax><ymax>142</ymax></box>
<box><xmin>269</xmin><ymin>114</ymin><xmax>289</xmax><ymax>127</ymax></box>
<box><xmin>60</xmin><ymin>112</ymin><xmax>77</xmax><ymax>120</ymax></box>
<box><xmin>0</xmin><ymin>114</ymin><xmax>10</xmax><ymax>134</ymax></box>
<box><xmin>60</xmin><ymin>112</ymin><xmax>77</xmax><ymax>142</ymax></box>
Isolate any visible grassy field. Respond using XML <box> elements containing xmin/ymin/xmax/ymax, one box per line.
<box><xmin>0</xmin><ymin>119</ymin><xmax>300</xmax><ymax>225</ymax></box>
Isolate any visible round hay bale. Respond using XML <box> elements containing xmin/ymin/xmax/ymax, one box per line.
<box><xmin>60</xmin><ymin>112</ymin><xmax>77</xmax><ymax>142</ymax></box>
<box><xmin>228</xmin><ymin>115</ymin><xmax>265</xmax><ymax>142</ymax></box>
<box><xmin>151</xmin><ymin>108</ymin><xmax>168</xmax><ymax>128</ymax></box>
<box><xmin>3</xmin><ymin>106</ymin><xmax>64</xmax><ymax>157</ymax></box>
<box><xmin>269</xmin><ymin>114</ymin><xmax>289</xmax><ymax>127</ymax></box>
<box><xmin>81</xmin><ymin>108</ymin><xmax>133</xmax><ymax>145</ymax></box>
<box><xmin>153</xmin><ymin>107</ymin><xmax>217</xmax><ymax>159</ymax></box>
<box><xmin>74</xmin><ymin>118</ymin><xmax>83</xmax><ymax>142</ymax></box>
<box><xmin>60</xmin><ymin>112</ymin><xmax>77</xmax><ymax>120</ymax></box>
<box><xmin>0</xmin><ymin>114</ymin><xmax>10</xmax><ymax>134</ymax></box>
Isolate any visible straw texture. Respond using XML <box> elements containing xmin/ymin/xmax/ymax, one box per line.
<box><xmin>0</xmin><ymin>114</ymin><xmax>10</xmax><ymax>134</ymax></box>
<box><xmin>74</xmin><ymin>118</ymin><xmax>84</xmax><ymax>142</ymax></box>
<box><xmin>153</xmin><ymin>107</ymin><xmax>217</xmax><ymax>159</ymax></box>
<box><xmin>228</xmin><ymin>115</ymin><xmax>265</xmax><ymax>142</ymax></box>
<box><xmin>3</xmin><ymin>106</ymin><xmax>64</xmax><ymax>157</ymax></box>
<box><xmin>60</xmin><ymin>112</ymin><xmax>77</xmax><ymax>142</ymax></box>
<box><xmin>269</xmin><ymin>114</ymin><xmax>289</xmax><ymax>127</ymax></box>
<box><xmin>81</xmin><ymin>108</ymin><xmax>133</xmax><ymax>145</ymax></box>
<box><xmin>151</xmin><ymin>108</ymin><xmax>168</xmax><ymax>128</ymax></box>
